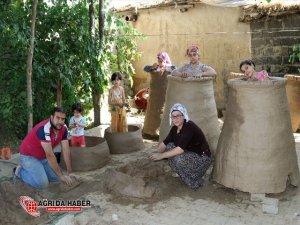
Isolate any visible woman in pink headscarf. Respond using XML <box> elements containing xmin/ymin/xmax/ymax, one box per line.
<box><xmin>144</xmin><ymin>52</ymin><xmax>176</xmax><ymax>75</ymax></box>
<box><xmin>172</xmin><ymin>45</ymin><xmax>216</xmax><ymax>78</ymax></box>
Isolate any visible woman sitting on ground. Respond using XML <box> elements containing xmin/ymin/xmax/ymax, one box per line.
<box><xmin>149</xmin><ymin>103</ymin><xmax>212</xmax><ymax>189</ymax></box>
<box><xmin>171</xmin><ymin>44</ymin><xmax>217</xmax><ymax>78</ymax></box>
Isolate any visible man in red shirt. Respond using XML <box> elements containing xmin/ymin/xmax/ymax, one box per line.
<box><xmin>15</xmin><ymin>107</ymin><xmax>74</xmax><ymax>189</ymax></box>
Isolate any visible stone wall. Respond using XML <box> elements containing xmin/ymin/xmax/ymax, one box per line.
<box><xmin>250</xmin><ymin>14</ymin><xmax>300</xmax><ymax>77</ymax></box>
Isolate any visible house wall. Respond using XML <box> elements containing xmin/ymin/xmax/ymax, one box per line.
<box><xmin>250</xmin><ymin>14</ymin><xmax>300</xmax><ymax>76</ymax></box>
<box><xmin>123</xmin><ymin>3</ymin><xmax>251</xmax><ymax>109</ymax></box>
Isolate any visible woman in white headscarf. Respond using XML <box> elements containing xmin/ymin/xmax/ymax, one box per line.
<box><xmin>150</xmin><ymin>103</ymin><xmax>212</xmax><ymax>189</ymax></box>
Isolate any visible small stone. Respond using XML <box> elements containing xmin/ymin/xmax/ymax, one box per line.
<box><xmin>262</xmin><ymin>197</ymin><xmax>279</xmax><ymax>215</ymax></box>
<box><xmin>112</xmin><ymin>214</ymin><xmax>118</xmax><ymax>221</ymax></box>
<box><xmin>262</xmin><ymin>203</ymin><xmax>278</xmax><ymax>215</ymax></box>
<box><xmin>263</xmin><ymin>197</ymin><xmax>279</xmax><ymax>206</ymax></box>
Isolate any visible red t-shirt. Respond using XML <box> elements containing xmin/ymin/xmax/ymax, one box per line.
<box><xmin>19</xmin><ymin>119</ymin><xmax>68</xmax><ymax>159</ymax></box>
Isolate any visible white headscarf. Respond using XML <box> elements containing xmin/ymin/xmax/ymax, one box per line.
<box><xmin>169</xmin><ymin>103</ymin><xmax>190</xmax><ymax>126</ymax></box>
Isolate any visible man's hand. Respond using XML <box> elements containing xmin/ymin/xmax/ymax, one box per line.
<box><xmin>60</xmin><ymin>175</ymin><xmax>73</xmax><ymax>186</ymax></box>
<box><xmin>68</xmin><ymin>173</ymin><xmax>79</xmax><ymax>180</ymax></box>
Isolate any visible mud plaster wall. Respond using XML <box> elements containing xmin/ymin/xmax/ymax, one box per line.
<box><xmin>122</xmin><ymin>4</ymin><xmax>251</xmax><ymax>109</ymax></box>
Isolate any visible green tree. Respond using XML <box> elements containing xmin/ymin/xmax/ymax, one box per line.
<box><xmin>0</xmin><ymin>0</ymin><xmax>144</xmax><ymax>142</ymax></box>
<box><xmin>26</xmin><ymin>0</ymin><xmax>39</xmax><ymax>132</ymax></box>
<box><xmin>0</xmin><ymin>0</ymin><xmax>31</xmax><ymax>139</ymax></box>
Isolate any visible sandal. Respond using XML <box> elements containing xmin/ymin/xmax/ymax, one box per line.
<box><xmin>171</xmin><ymin>172</ymin><xmax>180</xmax><ymax>178</ymax></box>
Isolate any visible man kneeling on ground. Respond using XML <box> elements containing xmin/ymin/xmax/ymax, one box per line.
<box><xmin>14</xmin><ymin>107</ymin><xmax>74</xmax><ymax>189</ymax></box>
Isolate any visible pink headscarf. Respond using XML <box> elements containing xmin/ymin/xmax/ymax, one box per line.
<box><xmin>157</xmin><ymin>52</ymin><xmax>172</xmax><ymax>66</ymax></box>
<box><xmin>186</xmin><ymin>44</ymin><xmax>200</xmax><ymax>56</ymax></box>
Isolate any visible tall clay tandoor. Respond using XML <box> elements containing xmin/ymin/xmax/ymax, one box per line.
<box><xmin>285</xmin><ymin>74</ymin><xmax>300</xmax><ymax>132</ymax></box>
<box><xmin>143</xmin><ymin>71</ymin><xmax>169</xmax><ymax>136</ymax></box>
<box><xmin>213</xmin><ymin>78</ymin><xmax>300</xmax><ymax>193</ymax></box>
<box><xmin>159</xmin><ymin>76</ymin><xmax>220</xmax><ymax>156</ymax></box>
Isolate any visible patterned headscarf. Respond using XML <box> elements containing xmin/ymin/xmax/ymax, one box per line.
<box><xmin>169</xmin><ymin>103</ymin><xmax>190</xmax><ymax>126</ymax></box>
<box><xmin>186</xmin><ymin>44</ymin><xmax>199</xmax><ymax>56</ymax></box>
<box><xmin>157</xmin><ymin>52</ymin><xmax>172</xmax><ymax>66</ymax></box>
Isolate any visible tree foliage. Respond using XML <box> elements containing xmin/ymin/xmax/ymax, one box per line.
<box><xmin>288</xmin><ymin>44</ymin><xmax>300</xmax><ymax>74</ymax></box>
<box><xmin>0</xmin><ymin>0</ymin><xmax>144</xmax><ymax>141</ymax></box>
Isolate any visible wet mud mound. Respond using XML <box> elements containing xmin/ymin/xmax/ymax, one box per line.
<box><xmin>103</xmin><ymin>160</ymin><xmax>184</xmax><ymax>199</ymax></box>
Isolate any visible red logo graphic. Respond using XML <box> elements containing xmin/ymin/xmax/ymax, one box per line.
<box><xmin>19</xmin><ymin>196</ymin><xmax>40</xmax><ymax>217</ymax></box>
<box><xmin>19</xmin><ymin>196</ymin><xmax>91</xmax><ymax>217</ymax></box>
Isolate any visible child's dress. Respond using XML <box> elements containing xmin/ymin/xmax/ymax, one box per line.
<box><xmin>70</xmin><ymin>116</ymin><xmax>86</xmax><ymax>147</ymax></box>
<box><xmin>110</xmin><ymin>87</ymin><xmax>128</xmax><ymax>132</ymax></box>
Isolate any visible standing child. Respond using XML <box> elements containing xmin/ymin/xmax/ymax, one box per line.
<box><xmin>240</xmin><ymin>59</ymin><xmax>269</xmax><ymax>81</ymax></box>
<box><xmin>69</xmin><ymin>103</ymin><xmax>86</xmax><ymax>147</ymax></box>
<box><xmin>108</xmin><ymin>72</ymin><xmax>128</xmax><ymax>132</ymax></box>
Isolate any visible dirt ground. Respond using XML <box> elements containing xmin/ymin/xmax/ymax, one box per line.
<box><xmin>0</xmin><ymin>141</ymin><xmax>248</xmax><ymax>225</ymax></box>
<box><xmin>1</xmin><ymin>113</ymin><xmax>300</xmax><ymax>225</ymax></box>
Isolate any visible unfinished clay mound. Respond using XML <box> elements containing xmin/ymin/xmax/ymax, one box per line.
<box><xmin>103</xmin><ymin>160</ymin><xmax>170</xmax><ymax>198</ymax></box>
<box><xmin>159</xmin><ymin>76</ymin><xmax>220</xmax><ymax>156</ymax></box>
<box><xmin>285</xmin><ymin>74</ymin><xmax>300</xmax><ymax>132</ymax></box>
<box><xmin>104</xmin><ymin>125</ymin><xmax>145</xmax><ymax>154</ymax></box>
<box><xmin>143</xmin><ymin>71</ymin><xmax>169</xmax><ymax>137</ymax></box>
<box><xmin>61</xmin><ymin>136</ymin><xmax>110</xmax><ymax>172</ymax></box>
<box><xmin>213</xmin><ymin>77</ymin><xmax>300</xmax><ymax>194</ymax></box>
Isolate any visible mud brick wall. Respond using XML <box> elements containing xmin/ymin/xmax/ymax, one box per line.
<box><xmin>250</xmin><ymin>14</ymin><xmax>300</xmax><ymax>77</ymax></box>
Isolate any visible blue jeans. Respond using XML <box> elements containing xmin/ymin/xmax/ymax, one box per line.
<box><xmin>17</xmin><ymin>154</ymin><xmax>59</xmax><ymax>189</ymax></box>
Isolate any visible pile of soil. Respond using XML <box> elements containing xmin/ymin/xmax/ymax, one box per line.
<box><xmin>103</xmin><ymin>160</ymin><xmax>169</xmax><ymax>198</ymax></box>
<box><xmin>0</xmin><ymin>157</ymin><xmax>251</xmax><ymax>225</ymax></box>
<box><xmin>101</xmin><ymin>159</ymin><xmax>237</xmax><ymax>203</ymax></box>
